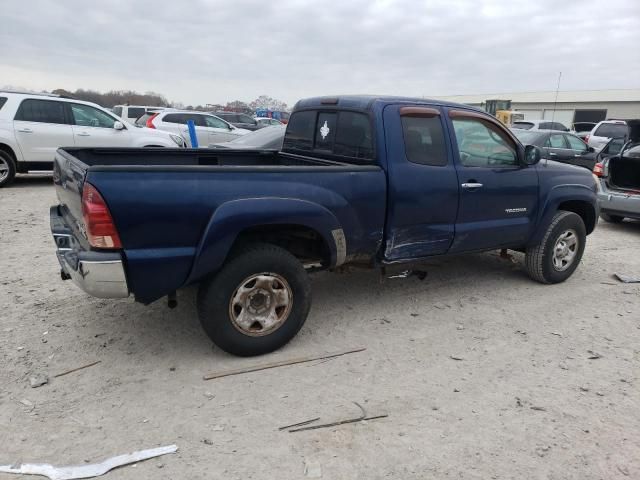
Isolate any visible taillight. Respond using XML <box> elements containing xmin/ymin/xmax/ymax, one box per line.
<box><xmin>146</xmin><ymin>113</ymin><xmax>159</xmax><ymax>129</ymax></box>
<box><xmin>585</xmin><ymin>135</ymin><xmax>590</xmax><ymax>143</ymax></box>
<box><xmin>593</xmin><ymin>162</ymin><xmax>604</xmax><ymax>177</ymax></box>
<box><xmin>81</xmin><ymin>183</ymin><xmax>122</xmax><ymax>249</ymax></box>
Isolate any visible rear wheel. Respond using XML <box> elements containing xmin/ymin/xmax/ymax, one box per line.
<box><xmin>600</xmin><ymin>213</ymin><xmax>624</xmax><ymax>223</ymax></box>
<box><xmin>525</xmin><ymin>211</ymin><xmax>586</xmax><ymax>284</ymax></box>
<box><xmin>197</xmin><ymin>243</ymin><xmax>311</xmax><ymax>356</ymax></box>
<box><xmin>0</xmin><ymin>151</ymin><xmax>16</xmax><ymax>187</ymax></box>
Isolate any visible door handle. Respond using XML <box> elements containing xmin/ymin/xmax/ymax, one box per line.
<box><xmin>76</xmin><ymin>132</ymin><xmax>90</xmax><ymax>137</ymax></box>
<box><xmin>548</xmin><ymin>152</ymin><xmax>557</xmax><ymax>157</ymax></box>
<box><xmin>461</xmin><ymin>182</ymin><xmax>483</xmax><ymax>190</ymax></box>
<box><xmin>574</xmin><ymin>154</ymin><xmax>583</xmax><ymax>157</ymax></box>
<box><xmin>17</xmin><ymin>128</ymin><xmax>33</xmax><ymax>133</ymax></box>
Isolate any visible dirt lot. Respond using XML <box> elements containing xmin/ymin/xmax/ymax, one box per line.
<box><xmin>1</xmin><ymin>175</ymin><xmax>639</xmax><ymax>480</ymax></box>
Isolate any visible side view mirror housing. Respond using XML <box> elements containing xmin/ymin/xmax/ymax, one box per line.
<box><xmin>587</xmin><ymin>146</ymin><xmax>595</xmax><ymax>153</ymax></box>
<box><xmin>113</xmin><ymin>121</ymin><xmax>125</xmax><ymax>130</ymax></box>
<box><xmin>524</xmin><ymin>145</ymin><xmax>542</xmax><ymax>165</ymax></box>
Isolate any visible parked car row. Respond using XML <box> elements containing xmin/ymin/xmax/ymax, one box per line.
<box><xmin>0</xmin><ymin>91</ymin><xmax>185</xmax><ymax>186</ymax></box>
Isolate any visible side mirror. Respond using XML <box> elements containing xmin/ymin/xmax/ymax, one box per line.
<box><xmin>113</xmin><ymin>121</ymin><xmax>125</xmax><ymax>130</ymax></box>
<box><xmin>524</xmin><ymin>145</ymin><xmax>542</xmax><ymax>165</ymax></box>
<box><xmin>587</xmin><ymin>146</ymin><xmax>595</xmax><ymax>153</ymax></box>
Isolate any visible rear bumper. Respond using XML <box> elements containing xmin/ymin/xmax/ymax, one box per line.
<box><xmin>597</xmin><ymin>180</ymin><xmax>640</xmax><ymax>219</ymax></box>
<box><xmin>50</xmin><ymin>206</ymin><xmax>129</xmax><ymax>298</ymax></box>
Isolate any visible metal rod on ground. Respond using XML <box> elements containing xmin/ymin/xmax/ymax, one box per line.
<box><xmin>53</xmin><ymin>360</ymin><xmax>102</xmax><ymax>378</ymax></box>
<box><xmin>203</xmin><ymin>347</ymin><xmax>366</xmax><ymax>380</ymax></box>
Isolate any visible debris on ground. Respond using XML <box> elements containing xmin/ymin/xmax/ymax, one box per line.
<box><xmin>29</xmin><ymin>373</ymin><xmax>49</xmax><ymax>388</ymax></box>
<box><xmin>202</xmin><ymin>439</ymin><xmax>213</xmax><ymax>446</ymax></box>
<box><xmin>535</xmin><ymin>445</ymin><xmax>551</xmax><ymax>457</ymax></box>
<box><xmin>203</xmin><ymin>347</ymin><xmax>366</xmax><ymax>380</ymax></box>
<box><xmin>53</xmin><ymin>361</ymin><xmax>101</xmax><ymax>378</ymax></box>
<box><xmin>456</xmin><ymin>325</ymin><xmax>464</xmax><ymax>331</ymax></box>
<box><xmin>449</xmin><ymin>355</ymin><xmax>464</xmax><ymax>361</ymax></box>
<box><xmin>530</xmin><ymin>406</ymin><xmax>547</xmax><ymax>412</ymax></box>
<box><xmin>279</xmin><ymin>417</ymin><xmax>321</xmax><ymax>431</ymax></box>
<box><xmin>388</xmin><ymin>270</ymin><xmax>427</xmax><ymax>280</ymax></box>
<box><xmin>614</xmin><ymin>273</ymin><xmax>640</xmax><ymax>283</ymax></box>
<box><xmin>550</xmin><ymin>332</ymin><xmax>563</xmax><ymax>337</ymax></box>
<box><xmin>304</xmin><ymin>459</ymin><xmax>322</xmax><ymax>478</ymax></box>
<box><xmin>587</xmin><ymin>350</ymin><xmax>603</xmax><ymax>360</ymax></box>
<box><xmin>286</xmin><ymin>402</ymin><xmax>387</xmax><ymax>433</ymax></box>
<box><xmin>0</xmin><ymin>445</ymin><xmax>178</xmax><ymax>480</ymax></box>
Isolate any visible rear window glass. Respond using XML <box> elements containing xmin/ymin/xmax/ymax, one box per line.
<box><xmin>127</xmin><ymin>107</ymin><xmax>145</xmax><ymax>119</ymax></box>
<box><xmin>401</xmin><ymin>115</ymin><xmax>447</xmax><ymax>166</ymax></box>
<box><xmin>512</xmin><ymin>122</ymin><xmax>533</xmax><ymax>130</ymax></box>
<box><xmin>595</xmin><ymin>123</ymin><xmax>628</xmax><ymax>138</ymax></box>
<box><xmin>14</xmin><ymin>99</ymin><xmax>67</xmax><ymax>124</ymax></box>
<box><xmin>0</xmin><ymin>97</ymin><xmax>7</xmax><ymax>110</ymax></box>
<box><xmin>283</xmin><ymin>110</ymin><xmax>316</xmax><ymax>152</ymax></box>
<box><xmin>284</xmin><ymin>110</ymin><xmax>373</xmax><ymax>161</ymax></box>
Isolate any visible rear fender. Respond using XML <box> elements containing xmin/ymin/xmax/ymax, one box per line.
<box><xmin>529</xmin><ymin>184</ymin><xmax>598</xmax><ymax>246</ymax></box>
<box><xmin>186</xmin><ymin>197</ymin><xmax>343</xmax><ymax>283</ymax></box>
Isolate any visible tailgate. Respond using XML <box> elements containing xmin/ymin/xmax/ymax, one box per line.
<box><xmin>52</xmin><ymin>148</ymin><xmax>90</xmax><ymax>248</ymax></box>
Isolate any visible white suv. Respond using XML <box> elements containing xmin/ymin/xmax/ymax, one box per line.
<box><xmin>0</xmin><ymin>91</ymin><xmax>185</xmax><ymax>186</ymax></box>
<box><xmin>137</xmin><ymin>110</ymin><xmax>250</xmax><ymax>147</ymax></box>
<box><xmin>586</xmin><ymin>120</ymin><xmax>629</xmax><ymax>152</ymax></box>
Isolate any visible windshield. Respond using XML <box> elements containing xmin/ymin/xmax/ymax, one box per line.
<box><xmin>228</xmin><ymin>125</ymin><xmax>285</xmax><ymax>146</ymax></box>
<box><xmin>511</xmin><ymin>130</ymin><xmax>543</xmax><ymax>144</ymax></box>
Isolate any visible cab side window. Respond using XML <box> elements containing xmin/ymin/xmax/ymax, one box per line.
<box><xmin>546</xmin><ymin>134</ymin><xmax>567</xmax><ymax>149</ymax></box>
<box><xmin>70</xmin><ymin>103</ymin><xmax>116</xmax><ymax>128</ymax></box>
<box><xmin>15</xmin><ymin>99</ymin><xmax>68</xmax><ymax>125</ymax></box>
<box><xmin>451</xmin><ymin>117</ymin><xmax>517</xmax><ymax>167</ymax></box>
<box><xmin>401</xmin><ymin>114</ymin><xmax>447</xmax><ymax>166</ymax></box>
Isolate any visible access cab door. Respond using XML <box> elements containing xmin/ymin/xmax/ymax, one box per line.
<box><xmin>445</xmin><ymin>109</ymin><xmax>539</xmax><ymax>253</ymax></box>
<box><xmin>382</xmin><ymin>105</ymin><xmax>460</xmax><ymax>261</ymax></box>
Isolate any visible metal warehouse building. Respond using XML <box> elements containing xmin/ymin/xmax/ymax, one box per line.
<box><xmin>435</xmin><ymin>89</ymin><xmax>640</xmax><ymax>127</ymax></box>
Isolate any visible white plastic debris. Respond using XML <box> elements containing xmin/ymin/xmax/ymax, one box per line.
<box><xmin>0</xmin><ymin>445</ymin><xmax>177</xmax><ymax>480</ymax></box>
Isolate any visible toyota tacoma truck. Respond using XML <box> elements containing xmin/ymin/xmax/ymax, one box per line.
<box><xmin>50</xmin><ymin>95</ymin><xmax>599</xmax><ymax>356</ymax></box>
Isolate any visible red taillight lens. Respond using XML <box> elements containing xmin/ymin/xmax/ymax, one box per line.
<box><xmin>82</xmin><ymin>183</ymin><xmax>122</xmax><ymax>249</ymax></box>
<box><xmin>584</xmin><ymin>135</ymin><xmax>590</xmax><ymax>143</ymax></box>
<box><xmin>146</xmin><ymin>113</ymin><xmax>159</xmax><ymax>129</ymax></box>
<box><xmin>593</xmin><ymin>162</ymin><xmax>604</xmax><ymax>177</ymax></box>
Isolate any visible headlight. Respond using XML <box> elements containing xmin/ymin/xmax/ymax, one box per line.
<box><xmin>169</xmin><ymin>134</ymin><xmax>185</xmax><ymax>147</ymax></box>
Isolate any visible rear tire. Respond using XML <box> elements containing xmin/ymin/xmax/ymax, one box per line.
<box><xmin>0</xmin><ymin>151</ymin><xmax>16</xmax><ymax>187</ymax></box>
<box><xmin>197</xmin><ymin>243</ymin><xmax>311</xmax><ymax>356</ymax></box>
<box><xmin>525</xmin><ymin>211</ymin><xmax>586</xmax><ymax>284</ymax></box>
<box><xmin>600</xmin><ymin>213</ymin><xmax>624</xmax><ymax>223</ymax></box>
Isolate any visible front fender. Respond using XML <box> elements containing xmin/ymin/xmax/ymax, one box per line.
<box><xmin>529</xmin><ymin>184</ymin><xmax>598</xmax><ymax>246</ymax></box>
<box><xmin>186</xmin><ymin>197</ymin><xmax>343</xmax><ymax>283</ymax></box>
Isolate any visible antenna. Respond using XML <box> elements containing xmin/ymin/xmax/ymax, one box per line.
<box><xmin>551</xmin><ymin>71</ymin><xmax>562</xmax><ymax>124</ymax></box>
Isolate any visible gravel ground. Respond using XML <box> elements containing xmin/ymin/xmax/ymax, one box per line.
<box><xmin>1</xmin><ymin>175</ymin><xmax>639</xmax><ymax>480</ymax></box>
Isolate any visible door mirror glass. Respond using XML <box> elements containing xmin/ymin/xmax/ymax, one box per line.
<box><xmin>113</xmin><ymin>121</ymin><xmax>125</xmax><ymax>130</ymax></box>
<box><xmin>524</xmin><ymin>145</ymin><xmax>542</xmax><ymax>165</ymax></box>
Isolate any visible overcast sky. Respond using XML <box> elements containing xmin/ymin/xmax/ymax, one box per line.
<box><xmin>2</xmin><ymin>0</ymin><xmax>639</xmax><ymax>107</ymax></box>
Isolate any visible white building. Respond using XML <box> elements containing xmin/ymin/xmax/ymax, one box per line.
<box><xmin>435</xmin><ymin>89</ymin><xmax>640</xmax><ymax>127</ymax></box>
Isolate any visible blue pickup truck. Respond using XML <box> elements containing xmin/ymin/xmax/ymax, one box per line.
<box><xmin>51</xmin><ymin>95</ymin><xmax>599</xmax><ymax>356</ymax></box>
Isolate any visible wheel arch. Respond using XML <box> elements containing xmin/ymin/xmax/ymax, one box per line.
<box><xmin>185</xmin><ymin>198</ymin><xmax>344</xmax><ymax>284</ymax></box>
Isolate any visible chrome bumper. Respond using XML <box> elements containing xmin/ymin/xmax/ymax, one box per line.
<box><xmin>51</xmin><ymin>206</ymin><xmax>129</xmax><ymax>298</ymax></box>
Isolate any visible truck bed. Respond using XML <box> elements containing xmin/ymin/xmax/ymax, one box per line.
<box><xmin>53</xmin><ymin>147</ymin><xmax>387</xmax><ymax>303</ymax></box>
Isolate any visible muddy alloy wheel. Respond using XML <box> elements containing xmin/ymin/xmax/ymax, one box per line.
<box><xmin>197</xmin><ymin>243</ymin><xmax>311</xmax><ymax>357</ymax></box>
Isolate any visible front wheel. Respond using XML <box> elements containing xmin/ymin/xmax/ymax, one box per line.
<box><xmin>525</xmin><ymin>211</ymin><xmax>586</xmax><ymax>284</ymax></box>
<box><xmin>0</xmin><ymin>152</ymin><xmax>16</xmax><ymax>187</ymax></box>
<box><xmin>197</xmin><ymin>243</ymin><xmax>311</xmax><ymax>356</ymax></box>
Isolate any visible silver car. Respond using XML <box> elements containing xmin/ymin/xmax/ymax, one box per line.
<box><xmin>595</xmin><ymin>120</ymin><xmax>640</xmax><ymax>222</ymax></box>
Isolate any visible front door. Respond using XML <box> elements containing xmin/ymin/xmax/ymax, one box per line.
<box><xmin>446</xmin><ymin>109</ymin><xmax>540</xmax><ymax>253</ymax></box>
<box><xmin>69</xmin><ymin>103</ymin><xmax>131</xmax><ymax>147</ymax></box>
<box><xmin>382</xmin><ymin>105</ymin><xmax>459</xmax><ymax>261</ymax></box>
<box><xmin>203</xmin><ymin>114</ymin><xmax>236</xmax><ymax>143</ymax></box>
<box><xmin>13</xmin><ymin>98</ymin><xmax>74</xmax><ymax>163</ymax></box>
